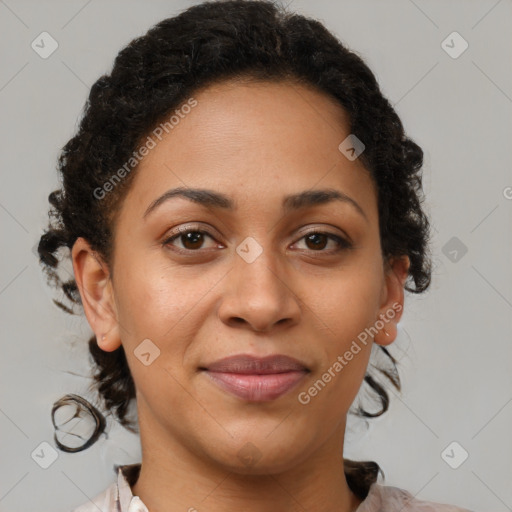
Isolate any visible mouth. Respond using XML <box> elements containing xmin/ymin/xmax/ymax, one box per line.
<box><xmin>199</xmin><ymin>354</ymin><xmax>310</xmax><ymax>402</ymax></box>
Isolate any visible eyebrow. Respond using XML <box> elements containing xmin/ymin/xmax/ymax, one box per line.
<box><xmin>143</xmin><ymin>186</ymin><xmax>368</xmax><ymax>222</ymax></box>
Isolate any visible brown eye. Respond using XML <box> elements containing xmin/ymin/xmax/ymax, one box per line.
<box><xmin>304</xmin><ymin>233</ymin><xmax>329</xmax><ymax>250</ymax></box>
<box><xmin>164</xmin><ymin>229</ymin><xmax>217</xmax><ymax>251</ymax></box>
<box><xmin>180</xmin><ymin>231</ymin><xmax>206</xmax><ymax>250</ymax></box>
<box><xmin>294</xmin><ymin>231</ymin><xmax>351</xmax><ymax>253</ymax></box>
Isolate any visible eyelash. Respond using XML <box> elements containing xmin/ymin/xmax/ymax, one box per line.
<box><xmin>162</xmin><ymin>226</ymin><xmax>352</xmax><ymax>255</ymax></box>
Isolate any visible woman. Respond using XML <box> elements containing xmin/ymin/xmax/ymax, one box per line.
<box><xmin>38</xmin><ymin>1</ymin><xmax>474</xmax><ymax>510</ymax></box>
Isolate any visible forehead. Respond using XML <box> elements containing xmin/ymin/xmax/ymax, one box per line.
<box><xmin>177</xmin><ymin>78</ymin><xmax>353</xmax><ymax>156</ymax></box>
<box><xmin>121</xmin><ymin>79</ymin><xmax>376</xmax><ymax>219</ymax></box>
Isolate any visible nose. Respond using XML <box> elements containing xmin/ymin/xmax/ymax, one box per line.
<box><xmin>217</xmin><ymin>244</ymin><xmax>301</xmax><ymax>333</ymax></box>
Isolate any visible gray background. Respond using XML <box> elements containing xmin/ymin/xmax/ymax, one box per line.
<box><xmin>1</xmin><ymin>0</ymin><xmax>511</xmax><ymax>511</ymax></box>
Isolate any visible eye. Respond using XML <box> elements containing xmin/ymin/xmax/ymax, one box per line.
<box><xmin>292</xmin><ymin>230</ymin><xmax>352</xmax><ymax>253</ymax></box>
<box><xmin>162</xmin><ymin>226</ymin><xmax>352</xmax><ymax>255</ymax></box>
<box><xmin>163</xmin><ymin>228</ymin><xmax>220</xmax><ymax>252</ymax></box>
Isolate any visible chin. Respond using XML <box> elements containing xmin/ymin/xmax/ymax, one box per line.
<box><xmin>204</xmin><ymin>435</ymin><xmax>312</xmax><ymax>476</ymax></box>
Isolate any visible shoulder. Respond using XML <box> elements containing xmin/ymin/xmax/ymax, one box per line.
<box><xmin>358</xmin><ymin>483</ymin><xmax>475</xmax><ymax>512</ymax></box>
<box><xmin>70</xmin><ymin>481</ymin><xmax>117</xmax><ymax>512</ymax></box>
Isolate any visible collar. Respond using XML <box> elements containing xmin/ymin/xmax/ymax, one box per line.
<box><xmin>115</xmin><ymin>464</ymin><xmax>148</xmax><ymax>512</ymax></box>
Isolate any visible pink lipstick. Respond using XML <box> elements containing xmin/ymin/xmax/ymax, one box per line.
<box><xmin>201</xmin><ymin>354</ymin><xmax>309</xmax><ymax>402</ymax></box>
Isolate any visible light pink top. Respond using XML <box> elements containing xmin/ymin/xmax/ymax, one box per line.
<box><xmin>71</xmin><ymin>464</ymin><xmax>474</xmax><ymax>512</ymax></box>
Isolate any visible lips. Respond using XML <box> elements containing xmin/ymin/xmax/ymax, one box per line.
<box><xmin>201</xmin><ymin>354</ymin><xmax>309</xmax><ymax>402</ymax></box>
<box><xmin>203</xmin><ymin>354</ymin><xmax>309</xmax><ymax>374</ymax></box>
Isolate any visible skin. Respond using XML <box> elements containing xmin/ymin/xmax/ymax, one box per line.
<box><xmin>72</xmin><ymin>79</ymin><xmax>409</xmax><ymax>512</ymax></box>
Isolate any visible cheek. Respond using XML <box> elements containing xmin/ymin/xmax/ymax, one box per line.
<box><xmin>115</xmin><ymin>259</ymin><xmax>199</xmax><ymax>339</ymax></box>
<box><xmin>307</xmin><ymin>266</ymin><xmax>383</xmax><ymax>342</ymax></box>
<box><xmin>297</xmin><ymin>333</ymin><xmax>372</xmax><ymax>428</ymax></box>
<box><xmin>114</xmin><ymin>267</ymin><xmax>203</xmax><ymax>403</ymax></box>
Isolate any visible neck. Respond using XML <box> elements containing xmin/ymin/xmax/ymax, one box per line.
<box><xmin>131</xmin><ymin>403</ymin><xmax>362</xmax><ymax>512</ymax></box>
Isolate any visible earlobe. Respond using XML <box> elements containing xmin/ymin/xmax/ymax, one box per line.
<box><xmin>71</xmin><ymin>237</ymin><xmax>122</xmax><ymax>352</ymax></box>
<box><xmin>374</xmin><ymin>255</ymin><xmax>410</xmax><ymax>346</ymax></box>
<box><xmin>97</xmin><ymin>328</ymin><xmax>122</xmax><ymax>352</ymax></box>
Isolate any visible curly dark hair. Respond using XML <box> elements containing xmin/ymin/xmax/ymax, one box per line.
<box><xmin>37</xmin><ymin>0</ymin><xmax>432</xmax><ymax>500</ymax></box>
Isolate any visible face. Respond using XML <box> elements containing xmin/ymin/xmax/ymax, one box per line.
<box><xmin>73</xmin><ymin>79</ymin><xmax>408</xmax><ymax>474</ymax></box>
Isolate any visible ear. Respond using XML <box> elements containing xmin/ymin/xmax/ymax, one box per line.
<box><xmin>373</xmin><ymin>255</ymin><xmax>410</xmax><ymax>346</ymax></box>
<box><xmin>71</xmin><ymin>237</ymin><xmax>122</xmax><ymax>352</ymax></box>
